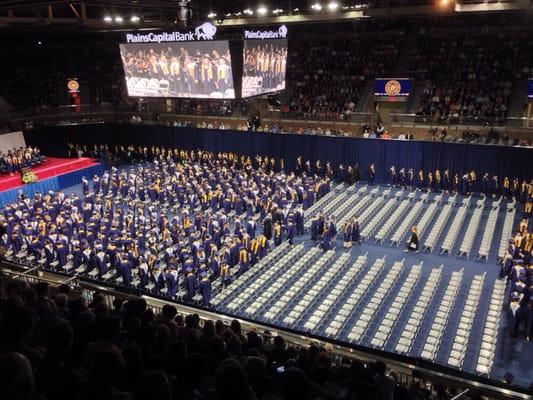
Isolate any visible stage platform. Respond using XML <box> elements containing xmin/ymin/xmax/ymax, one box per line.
<box><xmin>0</xmin><ymin>157</ymin><xmax>103</xmax><ymax>206</ymax></box>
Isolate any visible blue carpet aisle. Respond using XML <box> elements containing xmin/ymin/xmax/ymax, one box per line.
<box><xmin>45</xmin><ymin>177</ymin><xmax>533</xmax><ymax>388</ymax></box>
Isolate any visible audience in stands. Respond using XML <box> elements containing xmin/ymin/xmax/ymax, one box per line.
<box><xmin>0</xmin><ymin>277</ymin><xmax>452</xmax><ymax>400</ymax></box>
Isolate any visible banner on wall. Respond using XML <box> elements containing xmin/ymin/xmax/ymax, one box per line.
<box><xmin>374</xmin><ymin>78</ymin><xmax>412</xmax><ymax>101</ymax></box>
<box><xmin>527</xmin><ymin>79</ymin><xmax>533</xmax><ymax>101</ymax></box>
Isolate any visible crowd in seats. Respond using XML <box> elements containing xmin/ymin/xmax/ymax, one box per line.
<box><xmin>0</xmin><ymin>146</ymin><xmax>45</xmax><ymax>174</ymax></box>
<box><xmin>0</xmin><ymin>277</ymin><xmax>469</xmax><ymax>400</ymax></box>
<box><xmin>412</xmin><ymin>19</ymin><xmax>532</xmax><ymax>124</ymax></box>
<box><xmin>286</xmin><ymin>25</ymin><xmax>404</xmax><ymax>120</ymax></box>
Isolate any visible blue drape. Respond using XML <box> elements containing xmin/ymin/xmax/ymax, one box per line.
<box><xmin>0</xmin><ymin>163</ymin><xmax>103</xmax><ymax>207</ymax></box>
<box><xmin>24</xmin><ymin>124</ymin><xmax>533</xmax><ymax>183</ymax></box>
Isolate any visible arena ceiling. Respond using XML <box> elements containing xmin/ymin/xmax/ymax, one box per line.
<box><xmin>0</xmin><ymin>0</ymin><xmax>529</xmax><ymax>31</ymax></box>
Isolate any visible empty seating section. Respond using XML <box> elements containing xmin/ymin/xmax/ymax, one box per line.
<box><xmin>242</xmin><ymin>247</ymin><xmax>322</xmax><ymax>316</ymax></box>
<box><xmin>447</xmin><ymin>272</ymin><xmax>485</xmax><ymax>369</ymax></box>
<box><xmin>282</xmin><ymin>252</ymin><xmax>351</xmax><ymax>326</ymax></box>
<box><xmin>395</xmin><ymin>266</ymin><xmax>443</xmax><ymax>355</ymax></box>
<box><xmin>477</xmin><ymin>200</ymin><xmax>500</xmax><ymax>261</ymax></box>
<box><xmin>440</xmin><ymin>198</ymin><xmax>471</xmax><ymax>254</ymax></box>
<box><xmin>337</xmin><ymin>188</ymin><xmax>374</xmax><ymax>226</ymax></box>
<box><xmin>370</xmin><ymin>263</ymin><xmax>422</xmax><ymax>349</ymax></box>
<box><xmin>263</xmin><ymin>250</ymin><xmax>335</xmax><ymax>321</ymax></box>
<box><xmin>390</xmin><ymin>195</ymin><xmax>426</xmax><ymax>245</ymax></box>
<box><xmin>210</xmin><ymin>241</ymin><xmax>291</xmax><ymax>308</ymax></box>
<box><xmin>305</xmin><ymin>183</ymin><xmax>346</xmax><ymax>220</ymax></box>
<box><xmin>421</xmin><ymin>269</ymin><xmax>464</xmax><ymax>361</ymax></box>
<box><xmin>224</xmin><ymin>244</ymin><xmax>307</xmax><ymax>313</ymax></box>
<box><xmin>423</xmin><ymin>198</ymin><xmax>455</xmax><ymax>252</ymax></box>
<box><xmin>458</xmin><ymin>200</ymin><xmax>484</xmax><ymax>258</ymax></box>
<box><xmin>374</xmin><ymin>199</ymin><xmax>410</xmax><ymax>243</ymax></box>
<box><xmin>325</xmin><ymin>257</ymin><xmax>387</xmax><ymax>338</ymax></box>
<box><xmin>415</xmin><ymin>195</ymin><xmax>441</xmax><ymax>238</ymax></box>
<box><xmin>476</xmin><ymin>279</ymin><xmax>507</xmax><ymax>375</ymax></box>
<box><xmin>302</xmin><ymin>253</ymin><xmax>368</xmax><ymax>331</ymax></box>
<box><xmin>346</xmin><ymin>259</ymin><xmax>404</xmax><ymax>343</ymax></box>
<box><xmin>360</xmin><ymin>191</ymin><xmax>402</xmax><ymax>240</ymax></box>
<box><xmin>498</xmin><ymin>205</ymin><xmax>517</xmax><ymax>260</ymax></box>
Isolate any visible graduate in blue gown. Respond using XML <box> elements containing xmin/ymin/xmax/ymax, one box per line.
<box><xmin>199</xmin><ymin>271</ymin><xmax>212</xmax><ymax>306</ymax></box>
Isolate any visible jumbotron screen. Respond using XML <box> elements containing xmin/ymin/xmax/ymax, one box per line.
<box><xmin>242</xmin><ymin>39</ymin><xmax>287</xmax><ymax>97</ymax></box>
<box><xmin>119</xmin><ymin>41</ymin><xmax>234</xmax><ymax>99</ymax></box>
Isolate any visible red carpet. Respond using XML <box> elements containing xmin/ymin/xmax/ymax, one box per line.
<box><xmin>0</xmin><ymin>157</ymin><xmax>99</xmax><ymax>192</ymax></box>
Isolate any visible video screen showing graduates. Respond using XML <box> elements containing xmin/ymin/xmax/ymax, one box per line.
<box><xmin>242</xmin><ymin>39</ymin><xmax>287</xmax><ymax>98</ymax></box>
<box><xmin>119</xmin><ymin>41</ymin><xmax>235</xmax><ymax>99</ymax></box>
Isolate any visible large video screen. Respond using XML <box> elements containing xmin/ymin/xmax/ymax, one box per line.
<box><xmin>242</xmin><ymin>39</ymin><xmax>287</xmax><ymax>97</ymax></box>
<box><xmin>119</xmin><ymin>41</ymin><xmax>234</xmax><ymax>99</ymax></box>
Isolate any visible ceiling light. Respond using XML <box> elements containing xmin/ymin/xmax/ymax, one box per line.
<box><xmin>103</xmin><ymin>15</ymin><xmax>112</xmax><ymax>22</ymax></box>
<box><xmin>243</xmin><ymin>8</ymin><xmax>254</xmax><ymax>15</ymax></box>
<box><xmin>114</xmin><ymin>16</ymin><xmax>123</xmax><ymax>23</ymax></box>
<box><xmin>311</xmin><ymin>3</ymin><xmax>323</xmax><ymax>11</ymax></box>
<box><xmin>328</xmin><ymin>1</ymin><xmax>339</xmax><ymax>10</ymax></box>
<box><xmin>273</xmin><ymin>8</ymin><xmax>283</xmax><ymax>14</ymax></box>
<box><xmin>257</xmin><ymin>6</ymin><xmax>268</xmax><ymax>15</ymax></box>
<box><xmin>130</xmin><ymin>15</ymin><xmax>140</xmax><ymax>23</ymax></box>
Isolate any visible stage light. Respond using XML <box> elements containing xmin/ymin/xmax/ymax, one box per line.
<box><xmin>440</xmin><ymin>0</ymin><xmax>450</xmax><ymax>6</ymax></box>
<box><xmin>114</xmin><ymin>16</ymin><xmax>123</xmax><ymax>23</ymax></box>
<box><xmin>311</xmin><ymin>3</ymin><xmax>323</xmax><ymax>11</ymax></box>
<box><xmin>207</xmin><ymin>12</ymin><xmax>217</xmax><ymax>18</ymax></box>
<box><xmin>257</xmin><ymin>6</ymin><xmax>268</xmax><ymax>15</ymax></box>
<box><xmin>243</xmin><ymin>8</ymin><xmax>254</xmax><ymax>15</ymax></box>
<box><xmin>328</xmin><ymin>1</ymin><xmax>339</xmax><ymax>10</ymax></box>
<box><xmin>130</xmin><ymin>15</ymin><xmax>140</xmax><ymax>23</ymax></box>
<box><xmin>103</xmin><ymin>15</ymin><xmax>112</xmax><ymax>22</ymax></box>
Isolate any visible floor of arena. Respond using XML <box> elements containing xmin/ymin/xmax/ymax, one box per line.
<box><xmin>47</xmin><ymin>178</ymin><xmax>533</xmax><ymax>388</ymax></box>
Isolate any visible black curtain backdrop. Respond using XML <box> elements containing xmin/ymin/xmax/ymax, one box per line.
<box><xmin>24</xmin><ymin>124</ymin><xmax>533</xmax><ymax>185</ymax></box>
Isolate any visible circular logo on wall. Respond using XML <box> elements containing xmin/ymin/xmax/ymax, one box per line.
<box><xmin>384</xmin><ymin>80</ymin><xmax>401</xmax><ymax>96</ymax></box>
<box><xmin>67</xmin><ymin>80</ymin><xmax>80</xmax><ymax>92</ymax></box>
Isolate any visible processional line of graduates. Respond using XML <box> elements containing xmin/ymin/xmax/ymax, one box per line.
<box><xmin>500</xmin><ymin>217</ymin><xmax>533</xmax><ymax>341</ymax></box>
<box><xmin>0</xmin><ymin>149</ymin><xmax>331</xmax><ymax>307</ymax></box>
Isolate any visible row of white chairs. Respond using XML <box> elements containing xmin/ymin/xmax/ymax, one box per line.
<box><xmin>415</xmin><ymin>194</ymin><xmax>442</xmax><ymax>238</ymax></box>
<box><xmin>423</xmin><ymin>198</ymin><xmax>455</xmax><ymax>252</ymax></box>
<box><xmin>356</xmin><ymin>193</ymin><xmax>388</xmax><ymax>236</ymax></box>
<box><xmin>477</xmin><ymin>201</ymin><xmax>501</xmax><ymax>261</ymax></box>
<box><xmin>325</xmin><ymin>256</ymin><xmax>387</xmax><ymax>338</ymax></box>
<box><xmin>458</xmin><ymin>200</ymin><xmax>485</xmax><ymax>258</ymax></box>
<box><xmin>282</xmin><ymin>252</ymin><xmax>352</xmax><ymax>326</ymax></box>
<box><xmin>327</xmin><ymin>191</ymin><xmax>369</xmax><ymax>226</ymax></box>
<box><xmin>476</xmin><ymin>278</ymin><xmax>507</xmax><ymax>375</ymax></box>
<box><xmin>361</xmin><ymin>191</ymin><xmax>402</xmax><ymax>240</ymax></box>
<box><xmin>420</xmin><ymin>268</ymin><xmax>464</xmax><ymax>361</ymax></box>
<box><xmin>225</xmin><ymin>244</ymin><xmax>307</xmax><ymax>312</ymax></box>
<box><xmin>370</xmin><ymin>263</ymin><xmax>423</xmax><ymax>349</ymax></box>
<box><xmin>264</xmin><ymin>250</ymin><xmax>336</xmax><ymax>321</ymax></box>
<box><xmin>395</xmin><ymin>266</ymin><xmax>443</xmax><ymax>355</ymax></box>
<box><xmin>337</xmin><ymin>188</ymin><xmax>375</xmax><ymax>227</ymax></box>
<box><xmin>210</xmin><ymin>241</ymin><xmax>291</xmax><ymax>308</ymax></box>
<box><xmin>390</xmin><ymin>195</ymin><xmax>427</xmax><ymax>245</ymax></box>
<box><xmin>347</xmin><ymin>259</ymin><xmax>405</xmax><ymax>343</ymax></box>
<box><xmin>374</xmin><ymin>199</ymin><xmax>410</xmax><ymax>243</ymax></box>
<box><xmin>303</xmin><ymin>254</ymin><xmax>368</xmax><ymax>331</ymax></box>
<box><xmin>304</xmin><ymin>183</ymin><xmax>347</xmax><ymax>219</ymax></box>
<box><xmin>447</xmin><ymin>272</ymin><xmax>486</xmax><ymax>369</ymax></box>
<box><xmin>243</xmin><ymin>247</ymin><xmax>321</xmax><ymax>316</ymax></box>
<box><xmin>497</xmin><ymin>205</ymin><xmax>517</xmax><ymax>260</ymax></box>
<box><xmin>440</xmin><ymin>198</ymin><xmax>471</xmax><ymax>254</ymax></box>
<box><xmin>304</xmin><ymin>183</ymin><xmax>350</xmax><ymax>219</ymax></box>
<box><xmin>304</xmin><ymin>192</ymin><xmax>351</xmax><ymax>229</ymax></box>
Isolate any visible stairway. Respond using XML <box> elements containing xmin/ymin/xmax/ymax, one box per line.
<box><xmin>507</xmin><ymin>80</ymin><xmax>528</xmax><ymax>118</ymax></box>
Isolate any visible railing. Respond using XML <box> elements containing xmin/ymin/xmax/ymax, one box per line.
<box><xmin>390</xmin><ymin>112</ymin><xmax>533</xmax><ymax>130</ymax></box>
<box><xmin>0</xmin><ymin>259</ymin><xmax>530</xmax><ymax>399</ymax></box>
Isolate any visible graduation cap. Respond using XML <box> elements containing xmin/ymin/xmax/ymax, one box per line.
<box><xmin>510</xmin><ymin>292</ymin><xmax>520</xmax><ymax>301</ymax></box>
